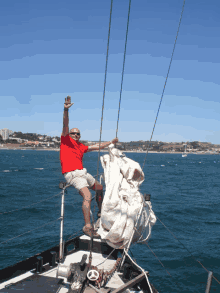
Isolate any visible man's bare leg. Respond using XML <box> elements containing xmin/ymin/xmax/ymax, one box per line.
<box><xmin>79</xmin><ymin>187</ymin><xmax>92</xmax><ymax>228</ymax></box>
<box><xmin>91</xmin><ymin>181</ymin><xmax>103</xmax><ymax>215</ymax></box>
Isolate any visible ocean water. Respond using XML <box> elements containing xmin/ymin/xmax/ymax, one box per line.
<box><xmin>0</xmin><ymin>150</ymin><xmax>219</xmax><ymax>293</ymax></box>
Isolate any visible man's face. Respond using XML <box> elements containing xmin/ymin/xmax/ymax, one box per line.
<box><xmin>69</xmin><ymin>128</ymin><xmax>81</xmax><ymax>141</ymax></box>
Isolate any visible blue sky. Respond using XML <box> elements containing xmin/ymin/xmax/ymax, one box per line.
<box><xmin>0</xmin><ymin>0</ymin><xmax>220</xmax><ymax>143</ymax></box>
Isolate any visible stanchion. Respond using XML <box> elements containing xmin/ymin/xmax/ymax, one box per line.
<box><xmin>205</xmin><ymin>271</ymin><xmax>213</xmax><ymax>293</ymax></box>
<box><xmin>59</xmin><ymin>182</ymin><xmax>69</xmax><ymax>263</ymax></box>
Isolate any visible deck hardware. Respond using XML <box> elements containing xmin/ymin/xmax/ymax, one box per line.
<box><xmin>59</xmin><ymin>182</ymin><xmax>67</xmax><ymax>189</ymax></box>
<box><xmin>36</xmin><ymin>256</ymin><xmax>43</xmax><ymax>273</ymax></box>
<box><xmin>87</xmin><ymin>269</ymin><xmax>99</xmax><ymax>281</ymax></box>
<box><xmin>49</xmin><ymin>251</ymin><xmax>56</xmax><ymax>267</ymax></box>
<box><xmin>205</xmin><ymin>271</ymin><xmax>213</xmax><ymax>293</ymax></box>
<box><xmin>144</xmin><ymin>194</ymin><xmax>151</xmax><ymax>201</ymax></box>
<box><xmin>56</xmin><ymin>263</ymin><xmax>71</xmax><ymax>279</ymax></box>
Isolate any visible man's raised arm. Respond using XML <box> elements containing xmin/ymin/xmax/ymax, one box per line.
<box><xmin>61</xmin><ymin>96</ymin><xmax>74</xmax><ymax>137</ymax></box>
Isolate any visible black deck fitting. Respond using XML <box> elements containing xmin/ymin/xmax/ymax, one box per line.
<box><xmin>49</xmin><ymin>251</ymin><xmax>57</xmax><ymax>267</ymax></box>
<box><xmin>144</xmin><ymin>194</ymin><xmax>151</xmax><ymax>201</ymax></box>
<box><xmin>59</xmin><ymin>182</ymin><xmax>67</xmax><ymax>189</ymax></box>
<box><xmin>36</xmin><ymin>256</ymin><xmax>43</xmax><ymax>273</ymax></box>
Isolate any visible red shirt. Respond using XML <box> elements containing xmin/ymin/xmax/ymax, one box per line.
<box><xmin>60</xmin><ymin>135</ymin><xmax>88</xmax><ymax>174</ymax></box>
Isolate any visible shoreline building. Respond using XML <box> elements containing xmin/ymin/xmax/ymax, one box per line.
<box><xmin>0</xmin><ymin>128</ymin><xmax>13</xmax><ymax>140</ymax></box>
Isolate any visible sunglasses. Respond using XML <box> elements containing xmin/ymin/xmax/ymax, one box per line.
<box><xmin>70</xmin><ymin>132</ymin><xmax>80</xmax><ymax>135</ymax></box>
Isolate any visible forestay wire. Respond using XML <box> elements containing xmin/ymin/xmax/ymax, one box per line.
<box><xmin>141</xmin><ymin>0</ymin><xmax>186</xmax><ymax>172</ymax></box>
<box><xmin>96</xmin><ymin>0</ymin><xmax>113</xmax><ymax>181</ymax></box>
<box><xmin>115</xmin><ymin>0</ymin><xmax>131</xmax><ymax>139</ymax></box>
<box><xmin>90</xmin><ymin>0</ymin><xmax>113</xmax><ymax>248</ymax></box>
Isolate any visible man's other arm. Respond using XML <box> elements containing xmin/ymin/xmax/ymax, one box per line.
<box><xmin>87</xmin><ymin>138</ymin><xmax>119</xmax><ymax>152</ymax></box>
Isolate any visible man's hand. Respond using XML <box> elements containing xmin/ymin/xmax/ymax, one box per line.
<box><xmin>111</xmin><ymin>138</ymin><xmax>119</xmax><ymax>144</ymax></box>
<box><xmin>64</xmin><ymin>96</ymin><xmax>74</xmax><ymax>109</ymax></box>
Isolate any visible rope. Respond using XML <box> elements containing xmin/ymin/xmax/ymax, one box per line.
<box><xmin>0</xmin><ymin>217</ymin><xmax>61</xmax><ymax>245</ymax></box>
<box><xmin>0</xmin><ymin>192</ymin><xmax>62</xmax><ymax>215</ymax></box>
<box><xmin>141</xmin><ymin>0</ymin><xmax>186</xmax><ymax>172</ymax></box>
<box><xmin>115</xmin><ymin>0</ymin><xmax>131</xmax><ymax>139</ymax></box>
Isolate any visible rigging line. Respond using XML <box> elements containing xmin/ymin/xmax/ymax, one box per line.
<box><xmin>132</xmin><ymin>228</ymin><xmax>188</xmax><ymax>293</ymax></box>
<box><xmin>123</xmin><ymin>250</ymin><xmax>153</xmax><ymax>293</ymax></box>
<box><xmin>67</xmin><ymin>195</ymin><xmax>96</xmax><ymax>209</ymax></box>
<box><xmin>115</xmin><ymin>0</ymin><xmax>131</xmax><ymax>139</ymax></box>
<box><xmin>141</xmin><ymin>0</ymin><xmax>186</xmax><ymax>172</ymax></box>
<box><xmin>131</xmin><ymin>241</ymin><xmax>200</xmax><ymax>290</ymax></box>
<box><xmin>156</xmin><ymin>215</ymin><xmax>220</xmax><ymax>285</ymax></box>
<box><xmin>66</xmin><ymin>229</ymin><xmax>82</xmax><ymax>241</ymax></box>
<box><xmin>96</xmin><ymin>0</ymin><xmax>114</xmax><ymax>182</ymax></box>
<box><xmin>129</xmin><ymin>248</ymin><xmax>137</xmax><ymax>263</ymax></box>
<box><xmin>89</xmin><ymin>0</ymin><xmax>114</xmax><ymax>262</ymax></box>
<box><xmin>66</xmin><ymin>229</ymin><xmax>83</xmax><ymax>241</ymax></box>
<box><xmin>0</xmin><ymin>217</ymin><xmax>61</xmax><ymax>246</ymax></box>
<box><xmin>133</xmin><ymin>227</ymin><xmax>171</xmax><ymax>277</ymax></box>
<box><xmin>0</xmin><ymin>192</ymin><xmax>62</xmax><ymax>215</ymax></box>
<box><xmin>96</xmin><ymin>248</ymin><xmax>116</xmax><ymax>267</ymax></box>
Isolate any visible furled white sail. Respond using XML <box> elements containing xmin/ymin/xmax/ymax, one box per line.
<box><xmin>97</xmin><ymin>145</ymin><xmax>156</xmax><ymax>249</ymax></box>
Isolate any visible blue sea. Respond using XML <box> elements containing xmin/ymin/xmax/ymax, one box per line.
<box><xmin>0</xmin><ymin>150</ymin><xmax>219</xmax><ymax>293</ymax></box>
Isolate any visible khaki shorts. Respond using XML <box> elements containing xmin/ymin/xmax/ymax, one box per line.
<box><xmin>64</xmin><ymin>168</ymin><xmax>96</xmax><ymax>191</ymax></box>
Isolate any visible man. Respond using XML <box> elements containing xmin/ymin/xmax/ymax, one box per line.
<box><xmin>60</xmin><ymin>96</ymin><xmax>119</xmax><ymax>238</ymax></box>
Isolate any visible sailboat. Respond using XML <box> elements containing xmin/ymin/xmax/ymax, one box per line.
<box><xmin>0</xmin><ymin>1</ymin><xmax>158</xmax><ymax>291</ymax></box>
<box><xmin>182</xmin><ymin>144</ymin><xmax>187</xmax><ymax>157</ymax></box>
<box><xmin>0</xmin><ymin>148</ymin><xmax>158</xmax><ymax>293</ymax></box>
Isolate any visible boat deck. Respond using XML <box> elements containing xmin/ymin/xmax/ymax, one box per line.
<box><xmin>0</xmin><ymin>235</ymin><xmax>118</xmax><ymax>293</ymax></box>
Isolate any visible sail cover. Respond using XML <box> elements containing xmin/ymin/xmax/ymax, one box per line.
<box><xmin>97</xmin><ymin>145</ymin><xmax>156</xmax><ymax>249</ymax></box>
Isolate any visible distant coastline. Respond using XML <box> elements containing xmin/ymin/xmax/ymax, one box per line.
<box><xmin>0</xmin><ymin>146</ymin><xmax>219</xmax><ymax>155</ymax></box>
<box><xmin>1</xmin><ymin>131</ymin><xmax>220</xmax><ymax>154</ymax></box>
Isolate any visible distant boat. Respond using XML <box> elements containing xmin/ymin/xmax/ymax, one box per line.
<box><xmin>182</xmin><ymin>144</ymin><xmax>187</xmax><ymax>157</ymax></box>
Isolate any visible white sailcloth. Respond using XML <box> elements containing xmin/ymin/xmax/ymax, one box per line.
<box><xmin>97</xmin><ymin>145</ymin><xmax>156</xmax><ymax>249</ymax></box>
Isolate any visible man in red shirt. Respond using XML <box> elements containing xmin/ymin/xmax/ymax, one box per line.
<box><xmin>60</xmin><ymin>96</ymin><xmax>118</xmax><ymax>238</ymax></box>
